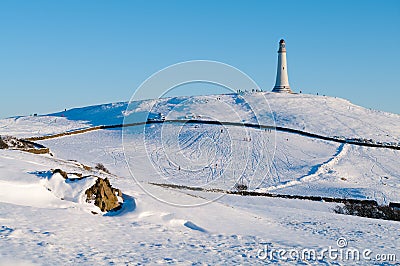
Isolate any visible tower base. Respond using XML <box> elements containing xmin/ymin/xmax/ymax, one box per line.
<box><xmin>272</xmin><ymin>86</ymin><xmax>293</xmax><ymax>93</ymax></box>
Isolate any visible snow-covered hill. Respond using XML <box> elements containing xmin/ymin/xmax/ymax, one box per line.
<box><xmin>0</xmin><ymin>92</ymin><xmax>399</xmax><ymax>265</ymax></box>
<box><xmin>2</xmin><ymin>92</ymin><xmax>399</xmax><ymax>142</ymax></box>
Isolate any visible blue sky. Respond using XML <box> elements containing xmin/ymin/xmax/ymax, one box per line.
<box><xmin>0</xmin><ymin>0</ymin><xmax>399</xmax><ymax>118</ymax></box>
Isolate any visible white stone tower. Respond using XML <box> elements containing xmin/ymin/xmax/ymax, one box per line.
<box><xmin>272</xmin><ymin>39</ymin><xmax>292</xmax><ymax>93</ymax></box>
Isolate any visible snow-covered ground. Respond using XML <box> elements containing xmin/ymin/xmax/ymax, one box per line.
<box><xmin>2</xmin><ymin>92</ymin><xmax>399</xmax><ymax>142</ymax></box>
<box><xmin>0</xmin><ymin>92</ymin><xmax>399</xmax><ymax>265</ymax></box>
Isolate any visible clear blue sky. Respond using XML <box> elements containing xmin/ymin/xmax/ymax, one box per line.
<box><xmin>0</xmin><ymin>0</ymin><xmax>399</xmax><ymax>118</ymax></box>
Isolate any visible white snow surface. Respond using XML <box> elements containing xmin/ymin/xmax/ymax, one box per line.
<box><xmin>1</xmin><ymin>92</ymin><xmax>399</xmax><ymax>142</ymax></box>
<box><xmin>0</xmin><ymin>92</ymin><xmax>399</xmax><ymax>265</ymax></box>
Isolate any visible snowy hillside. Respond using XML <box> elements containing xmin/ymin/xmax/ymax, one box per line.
<box><xmin>0</xmin><ymin>92</ymin><xmax>399</xmax><ymax>265</ymax></box>
<box><xmin>2</xmin><ymin>92</ymin><xmax>399</xmax><ymax>142</ymax></box>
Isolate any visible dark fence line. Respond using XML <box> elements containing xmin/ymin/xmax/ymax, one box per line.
<box><xmin>25</xmin><ymin>119</ymin><xmax>400</xmax><ymax>150</ymax></box>
<box><xmin>149</xmin><ymin>182</ymin><xmax>398</xmax><ymax>207</ymax></box>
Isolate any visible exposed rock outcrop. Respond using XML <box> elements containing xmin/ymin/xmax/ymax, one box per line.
<box><xmin>85</xmin><ymin>178</ymin><xmax>122</xmax><ymax>212</ymax></box>
<box><xmin>34</xmin><ymin>168</ymin><xmax>123</xmax><ymax>214</ymax></box>
<box><xmin>94</xmin><ymin>163</ymin><xmax>111</xmax><ymax>174</ymax></box>
<box><xmin>1</xmin><ymin>135</ymin><xmax>34</xmax><ymax>149</ymax></box>
<box><xmin>52</xmin><ymin>169</ymin><xmax>68</xmax><ymax>179</ymax></box>
<box><xmin>0</xmin><ymin>135</ymin><xmax>50</xmax><ymax>154</ymax></box>
<box><xmin>0</xmin><ymin>137</ymin><xmax>8</xmax><ymax>149</ymax></box>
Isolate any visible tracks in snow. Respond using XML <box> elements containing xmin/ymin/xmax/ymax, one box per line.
<box><xmin>262</xmin><ymin>143</ymin><xmax>349</xmax><ymax>191</ymax></box>
<box><xmin>25</xmin><ymin>119</ymin><xmax>400</xmax><ymax>150</ymax></box>
<box><xmin>22</xmin><ymin>119</ymin><xmax>397</xmax><ymax>192</ymax></box>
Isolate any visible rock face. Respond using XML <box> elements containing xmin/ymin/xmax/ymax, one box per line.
<box><xmin>1</xmin><ymin>136</ymin><xmax>35</xmax><ymax>149</ymax></box>
<box><xmin>52</xmin><ymin>169</ymin><xmax>68</xmax><ymax>179</ymax></box>
<box><xmin>85</xmin><ymin>178</ymin><xmax>122</xmax><ymax>212</ymax></box>
<box><xmin>0</xmin><ymin>135</ymin><xmax>50</xmax><ymax>154</ymax></box>
<box><xmin>0</xmin><ymin>137</ymin><xmax>8</xmax><ymax>149</ymax></box>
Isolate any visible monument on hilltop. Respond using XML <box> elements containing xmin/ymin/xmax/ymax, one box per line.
<box><xmin>272</xmin><ymin>39</ymin><xmax>293</xmax><ymax>93</ymax></box>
